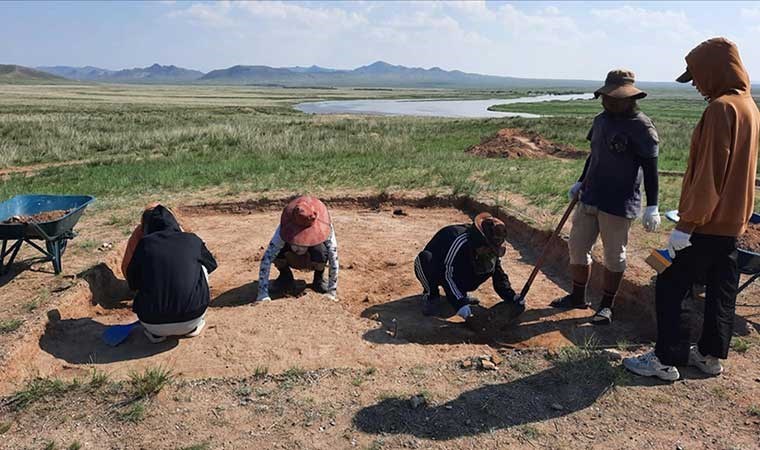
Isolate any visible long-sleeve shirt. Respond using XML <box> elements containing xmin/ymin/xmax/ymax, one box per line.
<box><xmin>257</xmin><ymin>225</ymin><xmax>339</xmax><ymax>300</ymax></box>
<box><xmin>423</xmin><ymin>224</ymin><xmax>516</xmax><ymax>304</ymax></box>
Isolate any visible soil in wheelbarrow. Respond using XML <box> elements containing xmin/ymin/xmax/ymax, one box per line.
<box><xmin>466</xmin><ymin>128</ymin><xmax>586</xmax><ymax>160</ymax></box>
<box><xmin>738</xmin><ymin>222</ymin><xmax>760</xmax><ymax>253</ymax></box>
<box><xmin>2</xmin><ymin>209</ymin><xmax>70</xmax><ymax>224</ymax></box>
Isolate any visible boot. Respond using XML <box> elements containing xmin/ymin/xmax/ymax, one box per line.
<box><xmin>551</xmin><ymin>264</ymin><xmax>591</xmax><ymax>309</ymax></box>
<box><xmin>312</xmin><ymin>269</ymin><xmax>328</xmax><ymax>293</ymax></box>
<box><xmin>592</xmin><ymin>268</ymin><xmax>624</xmax><ymax>325</ymax></box>
<box><xmin>272</xmin><ymin>265</ymin><xmax>295</xmax><ymax>292</ymax></box>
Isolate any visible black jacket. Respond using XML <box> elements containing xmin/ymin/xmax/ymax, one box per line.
<box><xmin>127</xmin><ymin>206</ymin><xmax>218</xmax><ymax>324</ymax></box>
<box><xmin>422</xmin><ymin>224</ymin><xmax>515</xmax><ymax>303</ymax></box>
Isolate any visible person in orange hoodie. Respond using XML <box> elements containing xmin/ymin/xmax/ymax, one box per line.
<box><xmin>625</xmin><ymin>38</ymin><xmax>760</xmax><ymax>381</ymax></box>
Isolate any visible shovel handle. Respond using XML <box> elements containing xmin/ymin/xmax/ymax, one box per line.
<box><xmin>519</xmin><ymin>195</ymin><xmax>579</xmax><ymax>300</ymax></box>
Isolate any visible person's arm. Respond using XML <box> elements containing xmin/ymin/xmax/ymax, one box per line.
<box><xmin>256</xmin><ymin>227</ymin><xmax>286</xmax><ymax>301</ymax></box>
<box><xmin>677</xmin><ymin>105</ymin><xmax>735</xmax><ymax>233</ymax></box>
<box><xmin>325</xmin><ymin>226</ymin><xmax>339</xmax><ymax>297</ymax></box>
<box><xmin>578</xmin><ymin>156</ymin><xmax>591</xmax><ymax>183</ymax></box>
<box><xmin>640</xmin><ymin>156</ymin><xmax>659</xmax><ymax>206</ymax></box>
<box><xmin>492</xmin><ymin>259</ymin><xmax>517</xmax><ymax>302</ymax></box>
<box><xmin>199</xmin><ymin>241</ymin><xmax>218</xmax><ymax>274</ymax></box>
<box><xmin>125</xmin><ymin>243</ymin><xmax>143</xmax><ymax>291</ymax></box>
<box><xmin>121</xmin><ymin>225</ymin><xmax>143</xmax><ymax>278</ymax></box>
<box><xmin>442</xmin><ymin>234</ymin><xmax>469</xmax><ymax>305</ymax></box>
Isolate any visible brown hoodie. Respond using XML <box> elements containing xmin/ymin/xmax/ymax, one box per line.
<box><xmin>677</xmin><ymin>38</ymin><xmax>759</xmax><ymax>237</ymax></box>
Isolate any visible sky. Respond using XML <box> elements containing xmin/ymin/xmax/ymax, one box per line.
<box><xmin>2</xmin><ymin>0</ymin><xmax>760</xmax><ymax>82</ymax></box>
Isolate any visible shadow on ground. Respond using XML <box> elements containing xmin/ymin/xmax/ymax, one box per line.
<box><xmin>354</xmin><ymin>355</ymin><xmax>625</xmax><ymax>439</ymax></box>
<box><xmin>79</xmin><ymin>263</ymin><xmax>134</xmax><ymax>309</ymax></box>
<box><xmin>212</xmin><ymin>280</ymin><xmax>311</xmax><ymax>307</ymax></box>
<box><xmin>38</xmin><ymin>310</ymin><xmax>177</xmax><ymax>364</ymax></box>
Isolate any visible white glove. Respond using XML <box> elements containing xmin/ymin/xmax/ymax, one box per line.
<box><xmin>667</xmin><ymin>230</ymin><xmax>692</xmax><ymax>258</ymax></box>
<box><xmin>642</xmin><ymin>205</ymin><xmax>661</xmax><ymax>232</ymax></box>
<box><xmin>568</xmin><ymin>182</ymin><xmax>583</xmax><ymax>201</ymax></box>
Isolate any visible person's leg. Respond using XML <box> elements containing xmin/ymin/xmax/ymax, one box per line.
<box><xmin>415</xmin><ymin>250</ymin><xmax>440</xmax><ymax>316</ymax></box>
<box><xmin>309</xmin><ymin>243</ymin><xmax>329</xmax><ymax>293</ymax></box>
<box><xmin>592</xmin><ymin>211</ymin><xmax>633</xmax><ymax>324</ymax></box>
<box><xmin>273</xmin><ymin>251</ymin><xmax>295</xmax><ymax>291</ymax></box>
<box><xmin>141</xmin><ymin>314</ymin><xmax>206</xmax><ymax>342</ymax></box>
<box><xmin>553</xmin><ymin>203</ymin><xmax>598</xmax><ymax>308</ymax></box>
<box><xmin>692</xmin><ymin>236</ymin><xmax>739</xmax><ymax>373</ymax></box>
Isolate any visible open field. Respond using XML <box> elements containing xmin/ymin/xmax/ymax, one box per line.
<box><xmin>0</xmin><ymin>84</ymin><xmax>758</xmax><ymax>449</ymax></box>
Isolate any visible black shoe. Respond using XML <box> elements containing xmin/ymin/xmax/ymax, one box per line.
<box><xmin>272</xmin><ymin>267</ymin><xmax>295</xmax><ymax>292</ymax></box>
<box><xmin>550</xmin><ymin>294</ymin><xmax>590</xmax><ymax>309</ymax></box>
<box><xmin>312</xmin><ymin>270</ymin><xmax>328</xmax><ymax>293</ymax></box>
<box><xmin>421</xmin><ymin>294</ymin><xmax>439</xmax><ymax>316</ymax></box>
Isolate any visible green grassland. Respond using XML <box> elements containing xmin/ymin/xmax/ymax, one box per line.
<box><xmin>0</xmin><ymin>84</ymin><xmax>756</xmax><ymax>220</ymax></box>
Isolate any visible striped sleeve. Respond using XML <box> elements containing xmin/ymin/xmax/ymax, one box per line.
<box><xmin>444</xmin><ymin>233</ymin><xmax>468</xmax><ymax>301</ymax></box>
<box><xmin>326</xmin><ymin>226</ymin><xmax>339</xmax><ymax>293</ymax></box>
<box><xmin>257</xmin><ymin>226</ymin><xmax>286</xmax><ymax>300</ymax></box>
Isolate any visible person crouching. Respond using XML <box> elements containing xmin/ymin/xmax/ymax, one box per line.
<box><xmin>123</xmin><ymin>204</ymin><xmax>218</xmax><ymax>344</ymax></box>
<box><xmin>414</xmin><ymin>212</ymin><xmax>523</xmax><ymax>323</ymax></box>
<box><xmin>257</xmin><ymin>196</ymin><xmax>339</xmax><ymax>302</ymax></box>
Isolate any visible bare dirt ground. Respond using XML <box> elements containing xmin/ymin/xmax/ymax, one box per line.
<box><xmin>0</xmin><ymin>195</ymin><xmax>758</xmax><ymax>449</ymax></box>
<box><xmin>466</xmin><ymin>128</ymin><xmax>586</xmax><ymax>159</ymax></box>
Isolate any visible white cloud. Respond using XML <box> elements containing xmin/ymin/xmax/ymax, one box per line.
<box><xmin>741</xmin><ymin>8</ymin><xmax>760</xmax><ymax>19</ymax></box>
<box><xmin>590</xmin><ymin>6</ymin><xmax>700</xmax><ymax>43</ymax></box>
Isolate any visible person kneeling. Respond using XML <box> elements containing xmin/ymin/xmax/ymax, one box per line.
<box><xmin>414</xmin><ymin>213</ymin><xmax>523</xmax><ymax>324</ymax></box>
<box><xmin>257</xmin><ymin>196</ymin><xmax>339</xmax><ymax>302</ymax></box>
<box><xmin>123</xmin><ymin>204</ymin><xmax>218</xmax><ymax>344</ymax></box>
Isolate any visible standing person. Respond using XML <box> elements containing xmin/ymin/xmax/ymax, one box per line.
<box><xmin>257</xmin><ymin>196</ymin><xmax>339</xmax><ymax>302</ymax></box>
<box><xmin>414</xmin><ymin>212</ymin><xmax>523</xmax><ymax>323</ymax></box>
<box><xmin>123</xmin><ymin>204</ymin><xmax>218</xmax><ymax>343</ymax></box>
<box><xmin>551</xmin><ymin>69</ymin><xmax>661</xmax><ymax>325</ymax></box>
<box><xmin>625</xmin><ymin>38</ymin><xmax>759</xmax><ymax>380</ymax></box>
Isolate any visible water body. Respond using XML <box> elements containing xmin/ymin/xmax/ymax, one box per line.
<box><xmin>295</xmin><ymin>93</ymin><xmax>594</xmax><ymax>118</ymax></box>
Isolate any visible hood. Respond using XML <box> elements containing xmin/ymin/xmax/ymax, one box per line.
<box><xmin>142</xmin><ymin>205</ymin><xmax>181</xmax><ymax>235</ymax></box>
<box><xmin>685</xmin><ymin>37</ymin><xmax>750</xmax><ymax>100</ymax></box>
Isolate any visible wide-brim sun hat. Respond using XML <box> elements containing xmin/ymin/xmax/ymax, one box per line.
<box><xmin>594</xmin><ymin>69</ymin><xmax>647</xmax><ymax>100</ymax></box>
<box><xmin>474</xmin><ymin>212</ymin><xmax>507</xmax><ymax>257</ymax></box>
<box><xmin>280</xmin><ymin>196</ymin><xmax>331</xmax><ymax>247</ymax></box>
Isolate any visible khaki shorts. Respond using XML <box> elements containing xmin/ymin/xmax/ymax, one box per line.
<box><xmin>568</xmin><ymin>202</ymin><xmax>633</xmax><ymax>272</ymax></box>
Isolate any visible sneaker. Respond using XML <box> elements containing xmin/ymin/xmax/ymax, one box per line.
<box><xmin>688</xmin><ymin>346</ymin><xmax>723</xmax><ymax>376</ymax></box>
<box><xmin>550</xmin><ymin>294</ymin><xmax>590</xmax><ymax>310</ymax></box>
<box><xmin>272</xmin><ymin>267</ymin><xmax>295</xmax><ymax>292</ymax></box>
<box><xmin>185</xmin><ymin>318</ymin><xmax>206</xmax><ymax>338</ymax></box>
<box><xmin>312</xmin><ymin>270</ymin><xmax>328</xmax><ymax>293</ymax></box>
<box><xmin>623</xmin><ymin>351</ymin><xmax>680</xmax><ymax>381</ymax></box>
<box><xmin>591</xmin><ymin>307</ymin><xmax>612</xmax><ymax>325</ymax></box>
<box><xmin>421</xmin><ymin>293</ymin><xmax>437</xmax><ymax>316</ymax></box>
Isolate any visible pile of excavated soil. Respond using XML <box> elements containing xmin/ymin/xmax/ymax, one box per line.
<box><xmin>3</xmin><ymin>209</ymin><xmax>70</xmax><ymax>224</ymax></box>
<box><xmin>467</xmin><ymin>128</ymin><xmax>585</xmax><ymax>159</ymax></box>
<box><xmin>738</xmin><ymin>222</ymin><xmax>760</xmax><ymax>254</ymax></box>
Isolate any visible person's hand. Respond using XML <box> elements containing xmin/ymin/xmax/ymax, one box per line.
<box><xmin>667</xmin><ymin>229</ymin><xmax>692</xmax><ymax>258</ymax></box>
<box><xmin>643</xmin><ymin>205</ymin><xmax>661</xmax><ymax>232</ymax></box>
<box><xmin>325</xmin><ymin>290</ymin><xmax>338</xmax><ymax>302</ymax></box>
<box><xmin>568</xmin><ymin>182</ymin><xmax>583</xmax><ymax>201</ymax></box>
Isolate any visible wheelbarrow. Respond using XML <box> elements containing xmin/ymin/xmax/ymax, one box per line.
<box><xmin>0</xmin><ymin>194</ymin><xmax>95</xmax><ymax>275</ymax></box>
<box><xmin>665</xmin><ymin>210</ymin><xmax>760</xmax><ymax>295</ymax></box>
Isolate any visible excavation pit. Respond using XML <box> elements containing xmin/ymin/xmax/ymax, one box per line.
<box><xmin>0</xmin><ymin>196</ymin><xmax>660</xmax><ymax>393</ymax></box>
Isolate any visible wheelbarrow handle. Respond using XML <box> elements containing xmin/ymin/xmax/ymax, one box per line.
<box><xmin>519</xmin><ymin>194</ymin><xmax>579</xmax><ymax>300</ymax></box>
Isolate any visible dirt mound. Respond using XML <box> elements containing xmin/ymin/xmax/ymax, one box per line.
<box><xmin>467</xmin><ymin>128</ymin><xmax>585</xmax><ymax>160</ymax></box>
<box><xmin>2</xmin><ymin>209</ymin><xmax>70</xmax><ymax>224</ymax></box>
<box><xmin>738</xmin><ymin>222</ymin><xmax>760</xmax><ymax>254</ymax></box>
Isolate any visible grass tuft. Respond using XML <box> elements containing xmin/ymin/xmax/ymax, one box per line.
<box><xmin>0</xmin><ymin>422</ymin><xmax>10</xmax><ymax>435</ymax></box>
<box><xmin>0</xmin><ymin>318</ymin><xmax>23</xmax><ymax>334</ymax></box>
<box><xmin>119</xmin><ymin>399</ymin><xmax>147</xmax><ymax>423</ymax></box>
<box><xmin>730</xmin><ymin>337</ymin><xmax>751</xmax><ymax>354</ymax></box>
<box><xmin>128</xmin><ymin>366</ymin><xmax>173</xmax><ymax>399</ymax></box>
<box><xmin>8</xmin><ymin>377</ymin><xmax>77</xmax><ymax>410</ymax></box>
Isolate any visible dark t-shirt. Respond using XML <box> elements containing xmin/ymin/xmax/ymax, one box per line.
<box><xmin>581</xmin><ymin>111</ymin><xmax>659</xmax><ymax>219</ymax></box>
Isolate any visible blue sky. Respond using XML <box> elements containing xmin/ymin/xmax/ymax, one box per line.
<box><xmin>2</xmin><ymin>1</ymin><xmax>760</xmax><ymax>82</ymax></box>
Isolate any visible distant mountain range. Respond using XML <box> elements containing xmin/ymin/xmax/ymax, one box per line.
<box><xmin>0</xmin><ymin>64</ymin><xmax>70</xmax><ymax>84</ymax></box>
<box><xmin>18</xmin><ymin>61</ymin><xmax>687</xmax><ymax>90</ymax></box>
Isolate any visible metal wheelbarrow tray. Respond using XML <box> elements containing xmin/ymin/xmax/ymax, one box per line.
<box><xmin>665</xmin><ymin>210</ymin><xmax>760</xmax><ymax>295</ymax></box>
<box><xmin>0</xmin><ymin>194</ymin><xmax>95</xmax><ymax>274</ymax></box>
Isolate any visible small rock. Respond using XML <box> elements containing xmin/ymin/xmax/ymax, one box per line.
<box><xmin>330</xmin><ymin>419</ymin><xmax>336</xmax><ymax>426</ymax></box>
<box><xmin>97</xmin><ymin>242</ymin><xmax>113</xmax><ymax>251</ymax></box>
<box><xmin>491</xmin><ymin>354</ymin><xmax>503</xmax><ymax>365</ymax></box>
<box><xmin>461</xmin><ymin>359</ymin><xmax>473</xmax><ymax>369</ymax></box>
<box><xmin>676</xmin><ymin>445</ymin><xmax>684</xmax><ymax>450</ymax></box>
<box><xmin>369</xmin><ymin>313</ymin><xmax>380</xmax><ymax>321</ymax></box>
<box><xmin>393</xmin><ymin>208</ymin><xmax>408</xmax><ymax>216</ymax></box>
<box><xmin>480</xmin><ymin>359</ymin><xmax>498</xmax><ymax>371</ymax></box>
<box><xmin>551</xmin><ymin>403</ymin><xmax>564</xmax><ymax>411</ymax></box>
<box><xmin>603</xmin><ymin>349</ymin><xmax>623</xmax><ymax>361</ymax></box>
<box><xmin>409</xmin><ymin>395</ymin><xmax>427</xmax><ymax>409</ymax></box>
<box><xmin>363</xmin><ymin>295</ymin><xmax>370</xmax><ymax>303</ymax></box>
<box><xmin>444</xmin><ymin>405</ymin><xmax>453</xmax><ymax>410</ymax></box>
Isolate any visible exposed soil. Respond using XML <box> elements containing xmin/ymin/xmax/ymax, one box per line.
<box><xmin>467</xmin><ymin>128</ymin><xmax>586</xmax><ymax>159</ymax></box>
<box><xmin>2</xmin><ymin>209</ymin><xmax>70</xmax><ymax>224</ymax></box>
<box><xmin>738</xmin><ymin>222</ymin><xmax>760</xmax><ymax>254</ymax></box>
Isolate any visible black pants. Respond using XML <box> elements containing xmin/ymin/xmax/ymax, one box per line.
<box><xmin>654</xmin><ymin>233</ymin><xmax>739</xmax><ymax>366</ymax></box>
<box><xmin>274</xmin><ymin>243</ymin><xmax>328</xmax><ymax>272</ymax></box>
<box><xmin>414</xmin><ymin>250</ymin><xmax>468</xmax><ymax>311</ymax></box>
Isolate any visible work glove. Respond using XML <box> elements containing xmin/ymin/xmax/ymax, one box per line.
<box><xmin>667</xmin><ymin>229</ymin><xmax>692</xmax><ymax>258</ymax></box>
<box><xmin>642</xmin><ymin>205</ymin><xmax>661</xmax><ymax>232</ymax></box>
<box><xmin>456</xmin><ymin>304</ymin><xmax>473</xmax><ymax>319</ymax></box>
<box><xmin>324</xmin><ymin>290</ymin><xmax>338</xmax><ymax>302</ymax></box>
<box><xmin>568</xmin><ymin>181</ymin><xmax>583</xmax><ymax>201</ymax></box>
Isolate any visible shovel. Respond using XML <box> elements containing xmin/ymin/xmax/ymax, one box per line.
<box><xmin>519</xmin><ymin>194</ymin><xmax>580</xmax><ymax>301</ymax></box>
<box><xmin>102</xmin><ymin>321</ymin><xmax>140</xmax><ymax>347</ymax></box>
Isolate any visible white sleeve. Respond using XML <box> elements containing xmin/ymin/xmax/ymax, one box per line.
<box><xmin>326</xmin><ymin>226</ymin><xmax>339</xmax><ymax>293</ymax></box>
<box><xmin>257</xmin><ymin>226</ymin><xmax>286</xmax><ymax>300</ymax></box>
